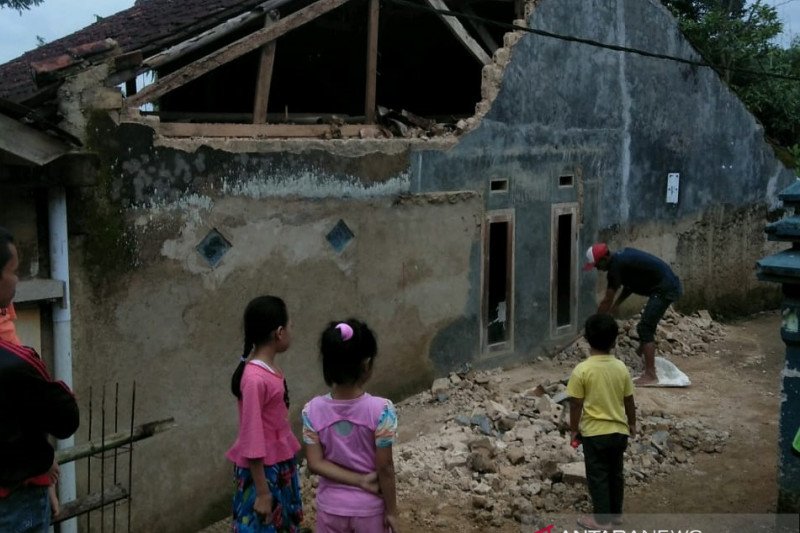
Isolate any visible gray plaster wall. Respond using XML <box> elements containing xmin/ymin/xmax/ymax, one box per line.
<box><xmin>414</xmin><ymin>0</ymin><xmax>794</xmax><ymax>367</ymax></box>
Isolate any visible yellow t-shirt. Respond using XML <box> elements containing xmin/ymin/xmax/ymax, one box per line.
<box><xmin>566</xmin><ymin>354</ymin><xmax>634</xmax><ymax>437</ymax></box>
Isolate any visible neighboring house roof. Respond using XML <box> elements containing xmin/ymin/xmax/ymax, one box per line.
<box><xmin>0</xmin><ymin>0</ymin><xmax>267</xmax><ymax>103</ymax></box>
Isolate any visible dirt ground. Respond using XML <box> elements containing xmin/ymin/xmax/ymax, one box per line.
<box><xmin>200</xmin><ymin>311</ymin><xmax>785</xmax><ymax>532</ymax></box>
<box><xmin>625</xmin><ymin>311</ymin><xmax>783</xmax><ymax>514</ymax></box>
<box><xmin>393</xmin><ymin>311</ymin><xmax>784</xmax><ymax>531</ymax></box>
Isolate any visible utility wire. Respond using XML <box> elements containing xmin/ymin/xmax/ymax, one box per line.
<box><xmin>385</xmin><ymin>0</ymin><xmax>800</xmax><ymax>82</ymax></box>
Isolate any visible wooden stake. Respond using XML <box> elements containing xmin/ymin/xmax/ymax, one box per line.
<box><xmin>52</xmin><ymin>485</ymin><xmax>128</xmax><ymax>523</ymax></box>
<box><xmin>55</xmin><ymin>418</ymin><xmax>176</xmax><ymax>465</ymax></box>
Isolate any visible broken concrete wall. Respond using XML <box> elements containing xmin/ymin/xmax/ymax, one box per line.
<box><xmin>414</xmin><ymin>0</ymin><xmax>794</xmax><ymax>367</ymax></box>
<box><xmin>65</xmin><ymin>120</ymin><xmax>480</xmax><ymax>532</ymax></box>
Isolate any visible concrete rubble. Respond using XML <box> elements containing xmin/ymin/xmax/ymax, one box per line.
<box><xmin>556</xmin><ymin>307</ymin><xmax>727</xmax><ymax>373</ymax></box>
<box><xmin>300</xmin><ymin>310</ymin><xmax>731</xmax><ymax>528</ymax></box>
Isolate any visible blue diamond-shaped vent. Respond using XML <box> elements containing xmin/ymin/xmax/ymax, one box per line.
<box><xmin>326</xmin><ymin>220</ymin><xmax>354</xmax><ymax>253</ymax></box>
<box><xmin>196</xmin><ymin>229</ymin><xmax>232</xmax><ymax>268</ymax></box>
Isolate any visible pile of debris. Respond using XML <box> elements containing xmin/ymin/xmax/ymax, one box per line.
<box><xmin>387</xmin><ymin>376</ymin><xmax>728</xmax><ymax>528</ymax></box>
<box><xmin>300</xmin><ymin>310</ymin><xmax>730</xmax><ymax>529</ymax></box>
<box><xmin>556</xmin><ymin>308</ymin><xmax>727</xmax><ymax>373</ymax></box>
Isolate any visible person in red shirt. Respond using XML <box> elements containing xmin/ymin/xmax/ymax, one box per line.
<box><xmin>0</xmin><ymin>226</ymin><xmax>79</xmax><ymax>532</ymax></box>
<box><xmin>0</xmin><ymin>303</ymin><xmax>22</xmax><ymax>345</ymax></box>
<box><xmin>1</xmin><ymin>295</ymin><xmax>61</xmax><ymax>517</ymax></box>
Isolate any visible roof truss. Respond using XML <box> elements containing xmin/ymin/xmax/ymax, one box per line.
<box><xmin>124</xmin><ymin>0</ymin><xmax>351</xmax><ymax>108</ymax></box>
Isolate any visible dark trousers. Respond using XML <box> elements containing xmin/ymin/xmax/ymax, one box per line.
<box><xmin>583</xmin><ymin>432</ymin><xmax>629</xmax><ymax>521</ymax></box>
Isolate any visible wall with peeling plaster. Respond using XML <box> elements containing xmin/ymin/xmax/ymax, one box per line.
<box><xmin>40</xmin><ymin>0</ymin><xmax>796</xmax><ymax>529</ymax></box>
<box><xmin>414</xmin><ymin>0</ymin><xmax>795</xmax><ymax>369</ymax></box>
<box><xmin>65</xmin><ymin>116</ymin><xmax>482</xmax><ymax>531</ymax></box>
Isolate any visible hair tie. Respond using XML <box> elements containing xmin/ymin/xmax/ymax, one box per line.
<box><xmin>335</xmin><ymin>323</ymin><xmax>354</xmax><ymax>341</ymax></box>
<box><xmin>240</xmin><ymin>356</ymin><xmax>248</xmax><ymax>362</ymax></box>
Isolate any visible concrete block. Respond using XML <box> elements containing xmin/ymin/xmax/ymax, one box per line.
<box><xmin>84</xmin><ymin>87</ymin><xmax>123</xmax><ymax>110</ymax></box>
<box><xmin>431</xmin><ymin>377</ymin><xmax>450</xmax><ymax>395</ymax></box>
<box><xmin>558</xmin><ymin>461</ymin><xmax>587</xmax><ymax>484</ymax></box>
<box><xmin>506</xmin><ymin>446</ymin><xmax>526</xmax><ymax>465</ymax></box>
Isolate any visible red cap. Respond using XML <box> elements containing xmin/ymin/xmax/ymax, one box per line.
<box><xmin>583</xmin><ymin>243</ymin><xmax>609</xmax><ymax>271</ymax></box>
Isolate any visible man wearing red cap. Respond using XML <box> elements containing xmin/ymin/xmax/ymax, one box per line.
<box><xmin>584</xmin><ymin>243</ymin><xmax>682</xmax><ymax>386</ymax></box>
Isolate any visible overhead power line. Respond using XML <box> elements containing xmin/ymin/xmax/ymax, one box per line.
<box><xmin>385</xmin><ymin>0</ymin><xmax>800</xmax><ymax>82</ymax></box>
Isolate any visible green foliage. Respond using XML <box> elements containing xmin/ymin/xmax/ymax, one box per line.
<box><xmin>662</xmin><ymin>1</ymin><xmax>800</xmax><ymax>149</ymax></box>
<box><xmin>0</xmin><ymin>0</ymin><xmax>43</xmax><ymax>10</ymax></box>
<box><xmin>788</xmin><ymin>144</ymin><xmax>800</xmax><ymax>170</ymax></box>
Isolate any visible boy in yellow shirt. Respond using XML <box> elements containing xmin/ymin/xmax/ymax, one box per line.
<box><xmin>567</xmin><ymin>314</ymin><xmax>636</xmax><ymax>529</ymax></box>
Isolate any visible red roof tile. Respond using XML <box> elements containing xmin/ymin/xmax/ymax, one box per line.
<box><xmin>0</xmin><ymin>0</ymin><xmax>269</xmax><ymax>103</ymax></box>
<box><xmin>30</xmin><ymin>54</ymin><xmax>77</xmax><ymax>76</ymax></box>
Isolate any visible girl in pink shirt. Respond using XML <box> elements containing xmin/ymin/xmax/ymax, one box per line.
<box><xmin>226</xmin><ymin>296</ymin><xmax>303</xmax><ymax>532</ymax></box>
<box><xmin>302</xmin><ymin>319</ymin><xmax>400</xmax><ymax>533</ymax></box>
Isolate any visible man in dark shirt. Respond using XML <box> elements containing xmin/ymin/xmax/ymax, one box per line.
<box><xmin>584</xmin><ymin>243</ymin><xmax>682</xmax><ymax>386</ymax></box>
<box><xmin>0</xmin><ymin>226</ymin><xmax>80</xmax><ymax>531</ymax></box>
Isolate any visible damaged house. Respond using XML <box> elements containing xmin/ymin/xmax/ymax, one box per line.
<box><xmin>0</xmin><ymin>0</ymin><xmax>794</xmax><ymax>529</ymax></box>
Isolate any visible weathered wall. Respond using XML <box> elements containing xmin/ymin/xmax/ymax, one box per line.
<box><xmin>46</xmin><ymin>0</ymin><xmax>798</xmax><ymax>529</ymax></box>
<box><xmin>414</xmin><ymin>0</ymin><xmax>794</xmax><ymax>367</ymax></box>
<box><xmin>66</xmin><ymin>120</ymin><xmax>480</xmax><ymax>531</ymax></box>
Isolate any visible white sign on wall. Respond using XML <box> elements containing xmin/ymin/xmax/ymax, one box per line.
<box><xmin>666</xmin><ymin>173</ymin><xmax>680</xmax><ymax>204</ymax></box>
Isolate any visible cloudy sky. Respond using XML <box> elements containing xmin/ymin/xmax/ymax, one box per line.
<box><xmin>0</xmin><ymin>0</ymin><xmax>798</xmax><ymax>64</ymax></box>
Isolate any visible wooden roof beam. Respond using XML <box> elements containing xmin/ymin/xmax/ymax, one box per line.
<box><xmin>252</xmin><ymin>11</ymin><xmax>280</xmax><ymax>124</ymax></box>
<box><xmin>157</xmin><ymin>122</ymin><xmax>383</xmax><ymax>138</ymax></box>
<box><xmin>365</xmin><ymin>0</ymin><xmax>379</xmax><ymax>123</ymax></box>
<box><xmin>142</xmin><ymin>0</ymin><xmax>289</xmax><ymax>71</ymax></box>
<box><xmin>425</xmin><ymin>0</ymin><xmax>491</xmax><ymax>65</ymax></box>
<box><xmin>125</xmin><ymin>0</ymin><xmax>352</xmax><ymax>108</ymax></box>
<box><xmin>0</xmin><ymin>113</ymin><xmax>72</xmax><ymax>166</ymax></box>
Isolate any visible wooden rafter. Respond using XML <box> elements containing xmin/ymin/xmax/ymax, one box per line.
<box><xmin>365</xmin><ymin>0</ymin><xmax>379</xmax><ymax>123</ymax></box>
<box><xmin>142</xmin><ymin>1</ymin><xmax>287</xmax><ymax>71</ymax></box>
<box><xmin>253</xmin><ymin>12</ymin><xmax>280</xmax><ymax>124</ymax></box>
<box><xmin>157</xmin><ymin>122</ymin><xmax>382</xmax><ymax>138</ymax></box>
<box><xmin>462</xmin><ymin>4</ymin><xmax>499</xmax><ymax>54</ymax></box>
<box><xmin>0</xmin><ymin>113</ymin><xmax>71</xmax><ymax>166</ymax></box>
<box><xmin>125</xmin><ymin>0</ymin><xmax>352</xmax><ymax>108</ymax></box>
<box><xmin>425</xmin><ymin>0</ymin><xmax>491</xmax><ymax>65</ymax></box>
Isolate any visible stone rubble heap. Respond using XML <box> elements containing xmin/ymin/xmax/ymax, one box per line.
<box><xmin>301</xmin><ymin>310</ymin><xmax>730</xmax><ymax>529</ymax></box>
<box><xmin>556</xmin><ymin>308</ymin><xmax>727</xmax><ymax>373</ymax></box>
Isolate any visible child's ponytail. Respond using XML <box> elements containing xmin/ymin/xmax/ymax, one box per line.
<box><xmin>230</xmin><ymin>336</ymin><xmax>252</xmax><ymax>400</ymax></box>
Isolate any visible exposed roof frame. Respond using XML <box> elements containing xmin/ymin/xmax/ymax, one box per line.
<box><xmin>141</xmin><ymin>0</ymin><xmax>290</xmax><ymax>71</ymax></box>
<box><xmin>125</xmin><ymin>0</ymin><xmax>352</xmax><ymax>108</ymax></box>
<box><xmin>0</xmin><ymin>113</ymin><xmax>72</xmax><ymax>166</ymax></box>
<box><xmin>425</xmin><ymin>0</ymin><xmax>491</xmax><ymax>65</ymax></box>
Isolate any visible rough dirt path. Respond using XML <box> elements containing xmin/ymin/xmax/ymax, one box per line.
<box><xmin>625</xmin><ymin>311</ymin><xmax>782</xmax><ymax>514</ymax></box>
